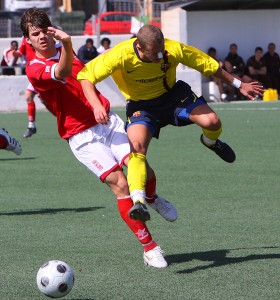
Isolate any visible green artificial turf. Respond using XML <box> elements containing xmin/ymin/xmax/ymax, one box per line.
<box><xmin>0</xmin><ymin>101</ymin><xmax>279</xmax><ymax>300</ymax></box>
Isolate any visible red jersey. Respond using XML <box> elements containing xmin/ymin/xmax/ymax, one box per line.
<box><xmin>1</xmin><ymin>48</ymin><xmax>18</xmax><ymax>66</ymax></box>
<box><xmin>18</xmin><ymin>37</ymin><xmax>36</xmax><ymax>62</ymax></box>
<box><xmin>26</xmin><ymin>45</ymin><xmax>110</xmax><ymax>139</ymax></box>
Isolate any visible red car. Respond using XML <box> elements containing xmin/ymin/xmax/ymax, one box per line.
<box><xmin>83</xmin><ymin>11</ymin><xmax>161</xmax><ymax>35</ymax></box>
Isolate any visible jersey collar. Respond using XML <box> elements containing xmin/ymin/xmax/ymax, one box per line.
<box><xmin>133</xmin><ymin>40</ymin><xmax>141</xmax><ymax>60</ymax></box>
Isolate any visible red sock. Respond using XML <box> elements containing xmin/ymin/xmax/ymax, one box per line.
<box><xmin>145</xmin><ymin>171</ymin><xmax>157</xmax><ymax>203</ymax></box>
<box><xmin>27</xmin><ymin>101</ymin><xmax>36</xmax><ymax>122</ymax></box>
<box><xmin>0</xmin><ymin>135</ymin><xmax>8</xmax><ymax>149</ymax></box>
<box><xmin>117</xmin><ymin>196</ymin><xmax>157</xmax><ymax>252</ymax></box>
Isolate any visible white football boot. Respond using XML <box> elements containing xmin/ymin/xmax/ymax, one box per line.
<box><xmin>147</xmin><ymin>196</ymin><xmax>178</xmax><ymax>222</ymax></box>
<box><xmin>143</xmin><ymin>246</ymin><xmax>168</xmax><ymax>268</ymax></box>
<box><xmin>0</xmin><ymin>128</ymin><xmax>22</xmax><ymax>155</ymax></box>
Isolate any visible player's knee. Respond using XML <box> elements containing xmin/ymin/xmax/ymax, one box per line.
<box><xmin>130</xmin><ymin>141</ymin><xmax>147</xmax><ymax>153</ymax></box>
<box><xmin>26</xmin><ymin>95</ymin><xmax>34</xmax><ymax>103</ymax></box>
<box><xmin>106</xmin><ymin>174</ymin><xmax>129</xmax><ymax>198</ymax></box>
<box><xmin>117</xmin><ymin>176</ymin><xmax>129</xmax><ymax>194</ymax></box>
<box><xmin>203</xmin><ymin>113</ymin><xmax>221</xmax><ymax>130</ymax></box>
<box><xmin>25</xmin><ymin>91</ymin><xmax>35</xmax><ymax>102</ymax></box>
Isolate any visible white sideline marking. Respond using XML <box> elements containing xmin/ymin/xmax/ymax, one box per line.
<box><xmin>209</xmin><ymin>101</ymin><xmax>280</xmax><ymax>111</ymax></box>
<box><xmin>213</xmin><ymin>107</ymin><xmax>280</xmax><ymax>111</ymax></box>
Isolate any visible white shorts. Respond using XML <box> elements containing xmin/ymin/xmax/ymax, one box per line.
<box><xmin>69</xmin><ymin>112</ymin><xmax>130</xmax><ymax>181</ymax></box>
<box><xmin>26</xmin><ymin>82</ymin><xmax>38</xmax><ymax>94</ymax></box>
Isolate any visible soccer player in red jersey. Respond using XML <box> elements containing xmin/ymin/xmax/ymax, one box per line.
<box><xmin>13</xmin><ymin>37</ymin><xmax>39</xmax><ymax>138</ymax></box>
<box><xmin>1</xmin><ymin>40</ymin><xmax>21</xmax><ymax>75</ymax></box>
<box><xmin>0</xmin><ymin>128</ymin><xmax>21</xmax><ymax>155</ymax></box>
<box><xmin>20</xmin><ymin>8</ymin><xmax>176</xmax><ymax>268</ymax></box>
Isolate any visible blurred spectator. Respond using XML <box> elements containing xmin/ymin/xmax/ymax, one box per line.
<box><xmin>13</xmin><ymin>37</ymin><xmax>38</xmax><ymax>138</ymax></box>
<box><xmin>77</xmin><ymin>38</ymin><xmax>98</xmax><ymax>64</ymax></box>
<box><xmin>245</xmin><ymin>47</ymin><xmax>269</xmax><ymax>88</ymax></box>
<box><xmin>224</xmin><ymin>43</ymin><xmax>247</xmax><ymax>80</ymax></box>
<box><xmin>224</xmin><ymin>43</ymin><xmax>251</xmax><ymax>100</ymax></box>
<box><xmin>207</xmin><ymin>47</ymin><xmax>227</xmax><ymax>101</ymax></box>
<box><xmin>263</xmin><ymin>42</ymin><xmax>280</xmax><ymax>93</ymax></box>
<box><xmin>0</xmin><ymin>40</ymin><xmax>22</xmax><ymax>75</ymax></box>
<box><xmin>97</xmin><ymin>37</ymin><xmax>111</xmax><ymax>54</ymax></box>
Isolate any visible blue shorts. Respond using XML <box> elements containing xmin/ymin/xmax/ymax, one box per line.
<box><xmin>126</xmin><ymin>80</ymin><xmax>207</xmax><ymax>138</ymax></box>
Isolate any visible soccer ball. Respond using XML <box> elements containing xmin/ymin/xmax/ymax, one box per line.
<box><xmin>36</xmin><ymin>260</ymin><xmax>74</xmax><ymax>298</ymax></box>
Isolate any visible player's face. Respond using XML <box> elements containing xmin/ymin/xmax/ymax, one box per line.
<box><xmin>26</xmin><ymin>26</ymin><xmax>55</xmax><ymax>57</ymax></box>
<box><xmin>137</xmin><ymin>42</ymin><xmax>165</xmax><ymax>63</ymax></box>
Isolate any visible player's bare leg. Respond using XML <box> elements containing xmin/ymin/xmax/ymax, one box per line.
<box><xmin>23</xmin><ymin>90</ymin><xmax>37</xmax><ymax>138</ymax></box>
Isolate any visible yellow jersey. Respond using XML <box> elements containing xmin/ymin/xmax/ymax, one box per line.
<box><xmin>77</xmin><ymin>38</ymin><xmax>219</xmax><ymax>101</ymax></box>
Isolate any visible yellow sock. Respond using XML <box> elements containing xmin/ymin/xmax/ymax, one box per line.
<box><xmin>127</xmin><ymin>153</ymin><xmax>147</xmax><ymax>203</ymax></box>
<box><xmin>202</xmin><ymin>126</ymin><xmax>222</xmax><ymax>145</ymax></box>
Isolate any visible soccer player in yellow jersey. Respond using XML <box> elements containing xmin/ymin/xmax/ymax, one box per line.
<box><xmin>78</xmin><ymin>25</ymin><xmax>264</xmax><ymax>223</ymax></box>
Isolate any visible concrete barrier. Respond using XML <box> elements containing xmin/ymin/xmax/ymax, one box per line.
<box><xmin>0</xmin><ymin>67</ymin><xmax>202</xmax><ymax>112</ymax></box>
<box><xmin>0</xmin><ymin>75</ymin><xmax>126</xmax><ymax>112</ymax></box>
<box><xmin>0</xmin><ymin>75</ymin><xmax>38</xmax><ymax>112</ymax></box>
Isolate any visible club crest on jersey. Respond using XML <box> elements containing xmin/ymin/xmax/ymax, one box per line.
<box><xmin>133</xmin><ymin>111</ymin><xmax>141</xmax><ymax>117</ymax></box>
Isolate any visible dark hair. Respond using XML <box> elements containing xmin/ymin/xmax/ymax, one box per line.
<box><xmin>20</xmin><ymin>8</ymin><xmax>52</xmax><ymax>37</ymax></box>
<box><xmin>86</xmin><ymin>38</ymin><xmax>93</xmax><ymax>44</ymax></box>
<box><xmin>207</xmin><ymin>47</ymin><xmax>216</xmax><ymax>54</ymax></box>
<box><xmin>11</xmin><ymin>40</ymin><xmax>18</xmax><ymax>46</ymax></box>
<box><xmin>255</xmin><ymin>47</ymin><xmax>263</xmax><ymax>52</ymax></box>
<box><xmin>101</xmin><ymin>37</ymin><xmax>111</xmax><ymax>45</ymax></box>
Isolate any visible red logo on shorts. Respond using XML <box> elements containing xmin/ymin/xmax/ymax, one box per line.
<box><xmin>92</xmin><ymin>160</ymin><xmax>103</xmax><ymax>171</ymax></box>
<box><xmin>133</xmin><ymin>111</ymin><xmax>141</xmax><ymax>117</ymax></box>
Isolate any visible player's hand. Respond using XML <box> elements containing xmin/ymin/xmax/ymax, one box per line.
<box><xmin>94</xmin><ymin>105</ymin><xmax>110</xmax><ymax>125</ymax></box>
<box><xmin>47</xmin><ymin>27</ymin><xmax>71</xmax><ymax>43</ymax></box>
<box><xmin>240</xmin><ymin>81</ymin><xmax>264</xmax><ymax>100</ymax></box>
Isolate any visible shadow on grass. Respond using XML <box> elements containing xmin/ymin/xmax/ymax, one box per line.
<box><xmin>0</xmin><ymin>206</ymin><xmax>105</xmax><ymax>216</ymax></box>
<box><xmin>166</xmin><ymin>246</ymin><xmax>280</xmax><ymax>274</ymax></box>
<box><xmin>0</xmin><ymin>157</ymin><xmax>36</xmax><ymax>161</ymax></box>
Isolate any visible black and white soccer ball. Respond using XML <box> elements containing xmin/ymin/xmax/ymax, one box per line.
<box><xmin>36</xmin><ymin>260</ymin><xmax>74</xmax><ymax>298</ymax></box>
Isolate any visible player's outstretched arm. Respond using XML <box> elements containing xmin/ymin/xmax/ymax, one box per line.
<box><xmin>80</xmin><ymin>79</ymin><xmax>109</xmax><ymax>124</ymax></box>
<box><xmin>47</xmin><ymin>27</ymin><xmax>73</xmax><ymax>80</ymax></box>
<box><xmin>214</xmin><ymin>67</ymin><xmax>264</xmax><ymax>100</ymax></box>
<box><xmin>239</xmin><ymin>81</ymin><xmax>264</xmax><ymax>100</ymax></box>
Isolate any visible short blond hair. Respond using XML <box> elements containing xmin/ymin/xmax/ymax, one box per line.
<box><xmin>136</xmin><ymin>25</ymin><xmax>164</xmax><ymax>50</ymax></box>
